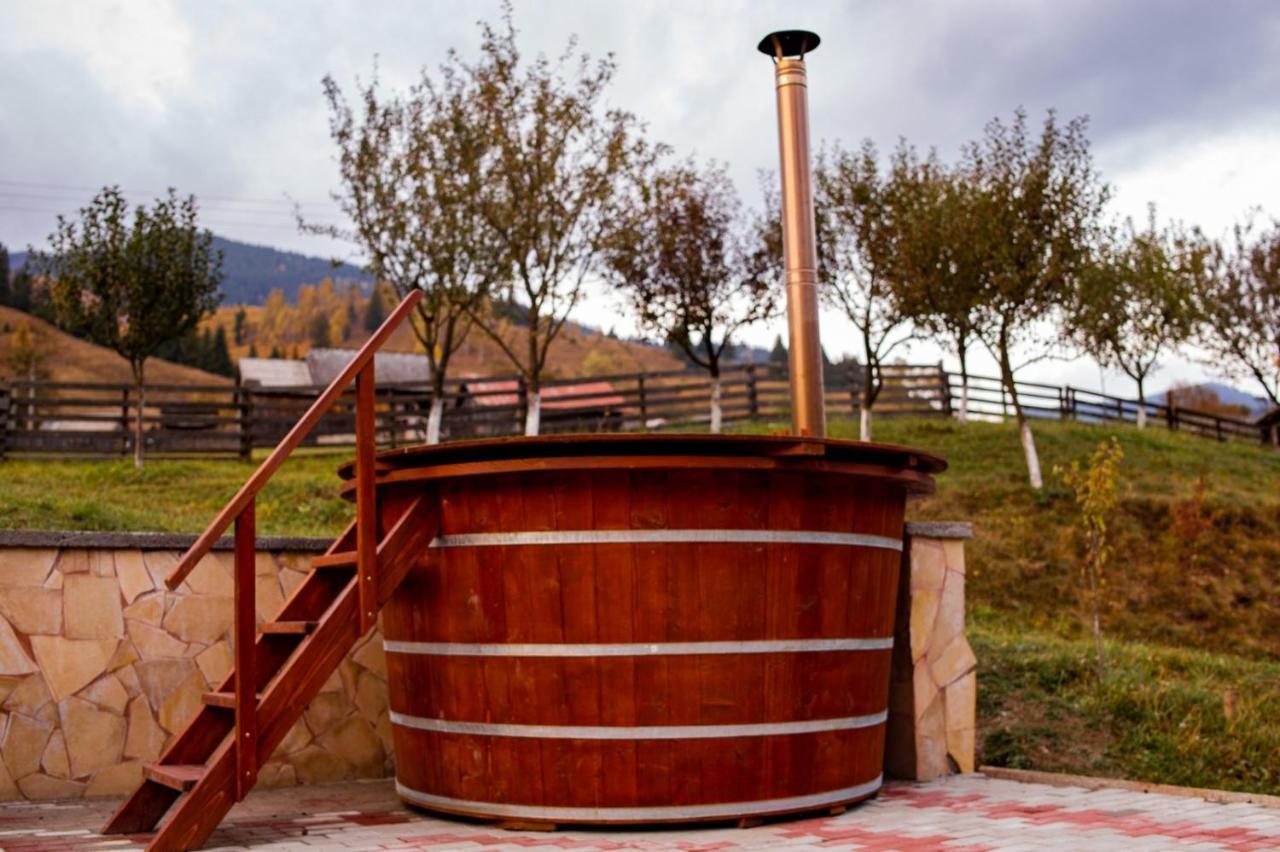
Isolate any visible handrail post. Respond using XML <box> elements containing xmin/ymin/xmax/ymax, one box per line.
<box><xmin>355</xmin><ymin>362</ymin><xmax>378</xmax><ymax>634</ymax></box>
<box><xmin>234</xmin><ymin>498</ymin><xmax>257</xmax><ymax>800</ymax></box>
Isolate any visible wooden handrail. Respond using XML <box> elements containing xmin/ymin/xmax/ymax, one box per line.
<box><xmin>165</xmin><ymin>288</ymin><xmax>422</xmax><ymax>591</ymax></box>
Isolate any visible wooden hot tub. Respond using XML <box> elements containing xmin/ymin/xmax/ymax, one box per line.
<box><xmin>350</xmin><ymin>434</ymin><xmax>944</xmax><ymax>825</ymax></box>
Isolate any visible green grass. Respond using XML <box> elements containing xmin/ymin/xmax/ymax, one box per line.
<box><xmin>0</xmin><ymin>451</ymin><xmax>351</xmax><ymax>537</ymax></box>
<box><xmin>973</xmin><ymin>606</ymin><xmax>1280</xmax><ymax>794</ymax></box>
<box><xmin>2</xmin><ymin>416</ymin><xmax>1279</xmax><ymax>793</ymax></box>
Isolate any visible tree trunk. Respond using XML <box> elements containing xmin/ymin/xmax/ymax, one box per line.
<box><xmin>1135</xmin><ymin>376</ymin><xmax>1147</xmax><ymax>430</ymax></box>
<box><xmin>860</xmin><ymin>359</ymin><xmax>874</xmax><ymax>442</ymax></box>
<box><xmin>425</xmin><ymin>397</ymin><xmax>445</xmax><ymax>445</ymax></box>
<box><xmin>524</xmin><ymin>386</ymin><xmax>541</xmax><ymax>436</ymax></box>
<box><xmin>1000</xmin><ymin>339</ymin><xmax>1041</xmax><ymax>489</ymax></box>
<box><xmin>957</xmin><ymin>342</ymin><xmax>970</xmax><ymax>424</ymax></box>
<box><xmin>709</xmin><ymin>375</ymin><xmax>723</xmax><ymax>434</ymax></box>
<box><xmin>132</xmin><ymin>360</ymin><xmax>146</xmax><ymax>470</ymax></box>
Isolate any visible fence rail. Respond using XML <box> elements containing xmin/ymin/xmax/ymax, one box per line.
<box><xmin>0</xmin><ymin>362</ymin><xmax>1274</xmax><ymax>459</ymax></box>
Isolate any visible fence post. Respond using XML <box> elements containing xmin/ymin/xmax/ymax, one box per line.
<box><xmin>746</xmin><ymin>364</ymin><xmax>759</xmax><ymax>420</ymax></box>
<box><xmin>1059</xmin><ymin>386</ymin><xmax>1068</xmax><ymax>420</ymax></box>
<box><xmin>120</xmin><ymin>388</ymin><xmax>130</xmax><ymax>457</ymax></box>
<box><xmin>637</xmin><ymin>373</ymin><xmax>647</xmax><ymax>429</ymax></box>
<box><xmin>0</xmin><ymin>384</ymin><xmax>8</xmax><ymax>461</ymax></box>
<box><xmin>238</xmin><ymin>387</ymin><xmax>254</xmax><ymax>461</ymax></box>
<box><xmin>1215</xmin><ymin>417</ymin><xmax>1224</xmax><ymax>442</ymax></box>
<box><xmin>937</xmin><ymin>362</ymin><xmax>952</xmax><ymax>418</ymax></box>
<box><xmin>1167</xmin><ymin>390</ymin><xmax>1178</xmax><ymax>431</ymax></box>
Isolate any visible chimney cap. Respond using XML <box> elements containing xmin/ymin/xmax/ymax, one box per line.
<box><xmin>757</xmin><ymin>30</ymin><xmax>821</xmax><ymax>59</ymax></box>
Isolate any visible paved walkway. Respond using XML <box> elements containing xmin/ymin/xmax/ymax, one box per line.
<box><xmin>1</xmin><ymin>774</ymin><xmax>1278</xmax><ymax>851</ymax></box>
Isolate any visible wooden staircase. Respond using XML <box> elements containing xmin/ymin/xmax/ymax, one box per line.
<box><xmin>103</xmin><ymin>291</ymin><xmax>431</xmax><ymax>850</ymax></box>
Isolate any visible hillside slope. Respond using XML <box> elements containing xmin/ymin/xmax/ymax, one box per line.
<box><xmin>0</xmin><ymin>306</ymin><xmax>230</xmax><ymax>386</ymax></box>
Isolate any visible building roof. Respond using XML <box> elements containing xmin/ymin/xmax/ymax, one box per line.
<box><xmin>238</xmin><ymin>349</ymin><xmax>432</xmax><ymax>388</ymax></box>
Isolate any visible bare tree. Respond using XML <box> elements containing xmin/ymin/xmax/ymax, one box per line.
<box><xmin>467</xmin><ymin>7</ymin><xmax>648</xmax><ymax>435</ymax></box>
<box><xmin>1196</xmin><ymin>216</ymin><xmax>1280</xmax><ymax>407</ymax></box>
<box><xmin>602</xmin><ymin>160</ymin><xmax>778</xmax><ymax>432</ymax></box>
<box><xmin>311</xmin><ymin>56</ymin><xmax>497</xmax><ymax>444</ymax></box>
<box><xmin>814</xmin><ymin>140</ymin><xmax>913</xmax><ymax>441</ymax></box>
<box><xmin>963</xmin><ymin>109</ymin><xmax>1109</xmax><ymax>488</ymax></box>
<box><xmin>1070</xmin><ymin>207</ymin><xmax>1206</xmax><ymax>427</ymax></box>
<box><xmin>38</xmin><ymin>187</ymin><xmax>222</xmax><ymax>469</ymax></box>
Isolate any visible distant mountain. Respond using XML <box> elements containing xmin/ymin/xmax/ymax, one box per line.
<box><xmin>5</xmin><ymin>236</ymin><xmax>371</xmax><ymax>306</ymax></box>
<box><xmin>210</xmin><ymin>236</ymin><xmax>370</xmax><ymax>304</ymax></box>
<box><xmin>1155</xmin><ymin>382</ymin><xmax>1271</xmax><ymax>419</ymax></box>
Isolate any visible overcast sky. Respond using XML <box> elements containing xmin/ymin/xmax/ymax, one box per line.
<box><xmin>3</xmin><ymin>0</ymin><xmax>1278</xmax><ymax>397</ymax></box>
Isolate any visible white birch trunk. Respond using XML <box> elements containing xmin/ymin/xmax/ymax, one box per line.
<box><xmin>1136</xmin><ymin>405</ymin><xmax>1147</xmax><ymax>430</ymax></box>
<box><xmin>1020</xmin><ymin>419</ymin><xmax>1043</xmax><ymax>490</ymax></box>
<box><xmin>709</xmin><ymin>377</ymin><xmax>722</xmax><ymax>434</ymax></box>
<box><xmin>425</xmin><ymin>396</ymin><xmax>445</xmax><ymax>445</ymax></box>
<box><xmin>958</xmin><ymin>377</ymin><xmax>970</xmax><ymax>424</ymax></box>
<box><xmin>860</xmin><ymin>406</ymin><xmax>872</xmax><ymax>442</ymax></box>
<box><xmin>523</xmin><ymin>389</ymin><xmax>541</xmax><ymax>436</ymax></box>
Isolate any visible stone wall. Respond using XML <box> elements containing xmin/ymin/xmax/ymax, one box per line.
<box><xmin>0</xmin><ymin>532</ymin><xmax>392</xmax><ymax>801</ymax></box>
<box><xmin>885</xmin><ymin>521</ymin><xmax>976</xmax><ymax>781</ymax></box>
<box><xmin>1</xmin><ymin>523</ymin><xmax>977</xmax><ymax>802</ymax></box>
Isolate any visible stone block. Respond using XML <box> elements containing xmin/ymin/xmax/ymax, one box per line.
<box><xmin>54</xmin><ymin>549</ymin><xmax>90</xmax><ymax>575</ymax></box>
<box><xmin>910</xmin><ymin>539</ymin><xmax>947</xmax><ymax>592</ymax></box>
<box><xmin>2</xmin><ymin>713</ymin><xmax>52</xmax><ymax>779</ymax></box>
<box><xmin>354</xmin><ymin>670</ymin><xmax>388</xmax><ymax>723</ymax></box>
<box><xmin>17</xmin><ymin>773</ymin><xmax>85</xmax><ymax>799</ymax></box>
<box><xmin>278</xmin><ymin>568</ymin><xmax>307</xmax><ymax>599</ymax></box>
<box><xmin>63</xmin><ymin>574</ymin><xmax>124</xmax><ymax>640</ymax></box>
<box><xmin>291</xmin><ymin>745</ymin><xmax>350</xmax><ymax>785</ymax></box>
<box><xmin>352</xmin><ymin>636</ymin><xmax>386</xmax><ymax>677</ymax></box>
<box><xmin>914</xmin><ymin>694</ymin><xmax>949</xmax><ymax>780</ymax></box>
<box><xmin>277</xmin><ymin>718</ymin><xmax>312</xmax><ymax>756</ymax></box>
<box><xmin>304</xmin><ymin>692</ymin><xmax>350</xmax><ymax>736</ymax></box>
<box><xmin>134</xmin><ymin>658</ymin><xmax>197</xmax><ymax>711</ymax></box>
<box><xmin>43</xmin><ymin>571</ymin><xmax>63</xmax><ymax>589</ymax></box>
<box><xmin>157</xmin><ymin>670</ymin><xmax>204</xmax><ymax>734</ymax></box>
<box><xmin>254</xmin><ymin>552</ymin><xmax>278</xmax><ymax>578</ymax></box>
<box><xmin>195</xmin><ymin>642</ymin><xmax>232</xmax><ymax>686</ymax></box>
<box><xmin>82</xmin><ymin>675</ymin><xmax>129</xmax><ymax>715</ymax></box>
<box><xmin>41</xmin><ymin>730</ymin><xmax>70</xmax><ymax>779</ymax></box>
<box><xmin>184</xmin><ymin>553</ymin><xmax>233</xmax><ymax>596</ymax></box>
<box><xmin>317</xmin><ymin>717</ymin><xmax>384</xmax><ymax>778</ymax></box>
<box><xmin>89</xmin><ymin>550</ymin><xmax>115</xmax><ymax>577</ymax></box>
<box><xmin>107</xmin><ymin>639</ymin><xmax>140</xmax><ymax>672</ymax></box>
<box><xmin>86</xmin><ymin>760</ymin><xmax>144</xmax><ymax>797</ymax></box>
<box><xmin>932</xmin><ymin>570</ymin><xmax>967</xmax><ymax>651</ymax></box>
<box><xmin>30</xmin><ymin>637</ymin><xmax>117</xmax><ymax>701</ymax></box>
<box><xmin>944</xmin><ymin>670</ymin><xmax>977</xmax><ymax>735</ymax></box>
<box><xmin>942</xmin><ymin>539</ymin><xmax>966</xmax><ymax>575</ymax></box>
<box><xmin>142</xmin><ymin>551</ymin><xmax>178</xmax><ymax>589</ymax></box>
<box><xmin>0</xmin><ymin>755</ymin><xmax>16</xmax><ymax>799</ymax></box>
<box><xmin>124</xmin><ymin>592</ymin><xmax>164</xmax><ymax>625</ymax></box>
<box><xmin>0</xmin><ymin>586</ymin><xmax>62</xmax><ymax>635</ymax></box>
<box><xmin>912</xmin><ymin>662</ymin><xmax>938</xmax><ymax>722</ymax></box>
<box><xmin>116</xmin><ymin>662</ymin><xmax>141</xmax><ymax>697</ymax></box>
<box><xmin>128</xmin><ymin>620</ymin><xmax>188</xmax><ymax>659</ymax></box>
<box><xmin>0</xmin><ymin>549</ymin><xmax>58</xmax><ymax>586</ymax></box>
<box><xmin>256</xmin><ymin>574</ymin><xmax>284</xmax><ymax>623</ymax></box>
<box><xmin>162</xmin><ymin>595</ymin><xmax>233</xmax><ymax>644</ymax></box>
<box><xmin>114</xmin><ymin>551</ymin><xmax>154</xmax><ymax>604</ymax></box>
<box><xmin>908</xmin><ymin>587</ymin><xmax>939</xmax><ymax>662</ymax></box>
<box><xmin>258</xmin><ymin>760</ymin><xmax>297</xmax><ymax>788</ymax></box>
<box><xmin>0</xmin><ymin>619</ymin><xmax>37</xmax><ymax>676</ymax></box>
<box><xmin>124</xmin><ymin>695</ymin><xmax>166</xmax><ymax>761</ymax></box>
<box><xmin>947</xmin><ymin>726</ymin><xmax>976</xmax><ymax>774</ymax></box>
<box><xmin>930</xmin><ymin>634</ymin><xmax>977</xmax><ymax>689</ymax></box>
<box><xmin>4</xmin><ymin>673</ymin><xmax>50</xmax><ymax>715</ymax></box>
<box><xmin>60</xmin><ymin>697</ymin><xmax>125</xmax><ymax>778</ymax></box>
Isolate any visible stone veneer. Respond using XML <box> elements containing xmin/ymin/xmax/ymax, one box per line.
<box><xmin>885</xmin><ymin>521</ymin><xmax>976</xmax><ymax>781</ymax></box>
<box><xmin>1</xmin><ymin>523</ymin><xmax>977</xmax><ymax>801</ymax></box>
<box><xmin>0</xmin><ymin>531</ymin><xmax>392</xmax><ymax>801</ymax></box>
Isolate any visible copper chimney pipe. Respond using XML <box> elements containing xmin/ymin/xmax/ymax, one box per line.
<box><xmin>759</xmin><ymin>30</ymin><xmax>826</xmax><ymax>438</ymax></box>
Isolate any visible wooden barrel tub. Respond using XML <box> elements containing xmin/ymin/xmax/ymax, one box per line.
<box><xmin>350</xmin><ymin>434</ymin><xmax>944</xmax><ymax>825</ymax></box>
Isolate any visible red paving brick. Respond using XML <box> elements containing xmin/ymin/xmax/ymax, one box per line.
<box><xmin>0</xmin><ymin>773</ymin><xmax>1277</xmax><ymax>850</ymax></box>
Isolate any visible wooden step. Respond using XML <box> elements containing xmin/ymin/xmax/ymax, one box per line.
<box><xmin>259</xmin><ymin>620</ymin><xmax>317</xmax><ymax>635</ymax></box>
<box><xmin>143</xmin><ymin>763</ymin><xmax>205</xmax><ymax>792</ymax></box>
<box><xmin>202</xmin><ymin>691</ymin><xmax>258</xmax><ymax>709</ymax></box>
<box><xmin>311</xmin><ymin>551</ymin><xmax>357</xmax><ymax>570</ymax></box>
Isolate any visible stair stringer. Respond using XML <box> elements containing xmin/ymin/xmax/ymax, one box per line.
<box><xmin>102</xmin><ymin>492</ymin><xmax>438</xmax><ymax>851</ymax></box>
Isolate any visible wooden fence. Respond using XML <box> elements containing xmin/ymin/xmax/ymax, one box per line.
<box><xmin>0</xmin><ymin>362</ymin><xmax>1273</xmax><ymax>459</ymax></box>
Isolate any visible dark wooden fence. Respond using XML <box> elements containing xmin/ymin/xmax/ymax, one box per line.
<box><xmin>0</xmin><ymin>363</ymin><xmax>1273</xmax><ymax>459</ymax></box>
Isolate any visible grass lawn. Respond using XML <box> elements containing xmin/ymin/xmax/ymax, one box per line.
<box><xmin>2</xmin><ymin>415</ymin><xmax>1278</xmax><ymax>793</ymax></box>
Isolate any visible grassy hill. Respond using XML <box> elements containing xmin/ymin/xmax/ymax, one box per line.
<box><xmin>0</xmin><ymin>415</ymin><xmax>1277</xmax><ymax>792</ymax></box>
<box><xmin>0</xmin><ymin>305</ymin><xmax>230</xmax><ymax>386</ymax></box>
